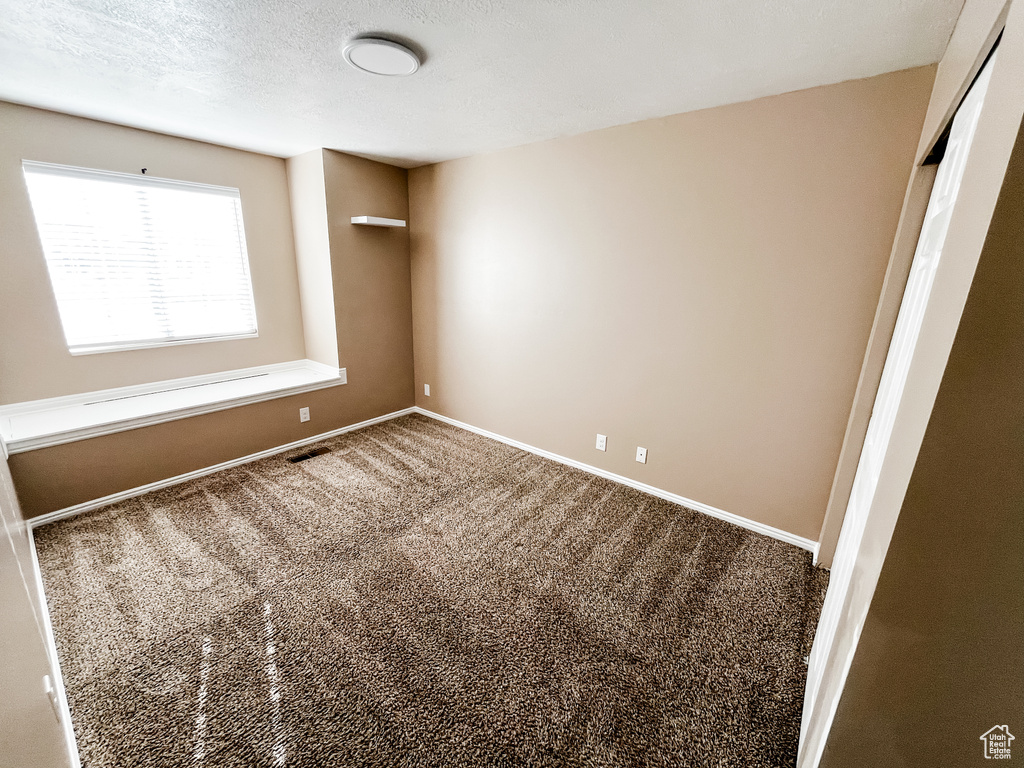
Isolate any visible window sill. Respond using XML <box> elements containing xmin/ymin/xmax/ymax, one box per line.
<box><xmin>0</xmin><ymin>360</ymin><xmax>346</xmax><ymax>454</ymax></box>
<box><xmin>68</xmin><ymin>331</ymin><xmax>260</xmax><ymax>356</ymax></box>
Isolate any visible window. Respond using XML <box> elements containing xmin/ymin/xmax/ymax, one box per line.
<box><xmin>23</xmin><ymin>161</ymin><xmax>258</xmax><ymax>355</ymax></box>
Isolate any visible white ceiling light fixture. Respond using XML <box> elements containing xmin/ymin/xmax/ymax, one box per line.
<box><xmin>343</xmin><ymin>38</ymin><xmax>420</xmax><ymax>76</ymax></box>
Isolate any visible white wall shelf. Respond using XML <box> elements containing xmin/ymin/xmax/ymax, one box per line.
<box><xmin>0</xmin><ymin>360</ymin><xmax>347</xmax><ymax>453</ymax></box>
<box><xmin>350</xmin><ymin>216</ymin><xmax>406</xmax><ymax>227</ymax></box>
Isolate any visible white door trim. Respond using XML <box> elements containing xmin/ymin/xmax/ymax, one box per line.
<box><xmin>797</xmin><ymin>52</ymin><xmax>1000</xmax><ymax>768</ymax></box>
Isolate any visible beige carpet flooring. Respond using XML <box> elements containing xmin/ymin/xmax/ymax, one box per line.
<box><xmin>35</xmin><ymin>413</ymin><xmax>828</xmax><ymax>767</ymax></box>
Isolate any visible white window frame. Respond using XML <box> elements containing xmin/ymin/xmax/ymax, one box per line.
<box><xmin>22</xmin><ymin>160</ymin><xmax>259</xmax><ymax>356</ymax></box>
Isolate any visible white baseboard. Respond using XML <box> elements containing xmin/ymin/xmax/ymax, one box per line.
<box><xmin>413</xmin><ymin>407</ymin><xmax>818</xmax><ymax>554</ymax></box>
<box><xmin>28</xmin><ymin>403</ymin><xmax>819</xmax><ymax>555</ymax></box>
<box><xmin>27</xmin><ymin>407</ymin><xmax>417</xmax><ymax>530</ymax></box>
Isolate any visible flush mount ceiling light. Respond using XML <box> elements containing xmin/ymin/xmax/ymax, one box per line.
<box><xmin>343</xmin><ymin>38</ymin><xmax>420</xmax><ymax>76</ymax></box>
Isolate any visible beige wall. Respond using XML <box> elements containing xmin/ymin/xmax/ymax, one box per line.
<box><xmin>322</xmin><ymin>149</ymin><xmax>415</xmax><ymax>407</ymax></box>
<box><xmin>0</xmin><ymin>447</ymin><xmax>73</xmax><ymax>766</ymax></box>
<box><xmin>820</xmin><ymin>88</ymin><xmax>1024</xmax><ymax>768</ymax></box>
<box><xmin>408</xmin><ymin>66</ymin><xmax>934</xmax><ymax>541</ymax></box>
<box><xmin>0</xmin><ymin>101</ymin><xmax>307</xmax><ymax>404</ymax></box>
<box><xmin>9</xmin><ymin>147</ymin><xmax>416</xmax><ymax>518</ymax></box>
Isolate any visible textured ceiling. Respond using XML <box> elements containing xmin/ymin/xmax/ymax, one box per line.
<box><xmin>0</xmin><ymin>0</ymin><xmax>964</xmax><ymax>167</ymax></box>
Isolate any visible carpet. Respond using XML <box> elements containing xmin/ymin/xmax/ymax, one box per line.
<box><xmin>34</xmin><ymin>413</ymin><xmax>828</xmax><ymax>767</ymax></box>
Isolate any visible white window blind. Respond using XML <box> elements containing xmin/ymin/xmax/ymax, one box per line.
<box><xmin>22</xmin><ymin>161</ymin><xmax>258</xmax><ymax>355</ymax></box>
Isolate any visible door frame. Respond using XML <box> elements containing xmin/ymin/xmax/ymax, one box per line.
<box><xmin>797</xmin><ymin>9</ymin><xmax>1024</xmax><ymax>766</ymax></box>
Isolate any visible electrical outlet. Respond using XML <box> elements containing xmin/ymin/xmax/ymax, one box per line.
<box><xmin>299</xmin><ymin>407</ymin><xmax>310</xmax><ymax>423</ymax></box>
<box><xmin>424</xmin><ymin>384</ymin><xmax>430</xmax><ymax>396</ymax></box>
<box><xmin>596</xmin><ymin>434</ymin><xmax>607</xmax><ymax>451</ymax></box>
<box><xmin>635</xmin><ymin>446</ymin><xmax>647</xmax><ymax>464</ymax></box>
